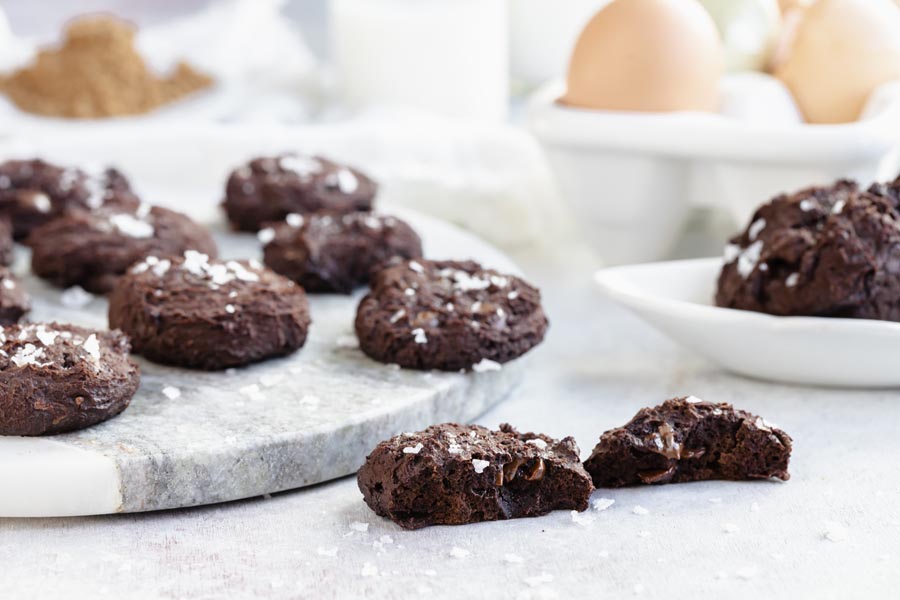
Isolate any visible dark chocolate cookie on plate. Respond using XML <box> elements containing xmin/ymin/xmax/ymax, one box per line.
<box><xmin>357</xmin><ymin>423</ymin><xmax>594</xmax><ymax>529</ymax></box>
<box><xmin>29</xmin><ymin>204</ymin><xmax>217</xmax><ymax>294</ymax></box>
<box><xmin>108</xmin><ymin>251</ymin><xmax>310</xmax><ymax>370</ymax></box>
<box><xmin>583</xmin><ymin>397</ymin><xmax>792</xmax><ymax>487</ymax></box>
<box><xmin>223</xmin><ymin>154</ymin><xmax>377</xmax><ymax>232</ymax></box>
<box><xmin>261</xmin><ymin>212</ymin><xmax>423</xmax><ymax>294</ymax></box>
<box><xmin>0</xmin><ymin>158</ymin><xmax>140</xmax><ymax>239</ymax></box>
<box><xmin>0</xmin><ymin>267</ymin><xmax>30</xmax><ymax>325</ymax></box>
<box><xmin>0</xmin><ymin>322</ymin><xmax>140</xmax><ymax>436</ymax></box>
<box><xmin>716</xmin><ymin>179</ymin><xmax>900</xmax><ymax>321</ymax></box>
<box><xmin>355</xmin><ymin>259</ymin><xmax>548</xmax><ymax>371</ymax></box>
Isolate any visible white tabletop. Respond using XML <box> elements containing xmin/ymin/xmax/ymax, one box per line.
<box><xmin>2</xmin><ymin>241</ymin><xmax>898</xmax><ymax>600</ymax></box>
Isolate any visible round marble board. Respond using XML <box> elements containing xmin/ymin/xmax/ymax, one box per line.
<box><xmin>0</xmin><ymin>208</ymin><xmax>525</xmax><ymax>517</ymax></box>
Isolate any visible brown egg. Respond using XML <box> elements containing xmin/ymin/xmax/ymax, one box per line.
<box><xmin>562</xmin><ymin>0</ymin><xmax>724</xmax><ymax>112</ymax></box>
<box><xmin>775</xmin><ymin>0</ymin><xmax>900</xmax><ymax>124</ymax></box>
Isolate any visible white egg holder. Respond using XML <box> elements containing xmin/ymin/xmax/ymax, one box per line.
<box><xmin>528</xmin><ymin>74</ymin><xmax>900</xmax><ymax>265</ymax></box>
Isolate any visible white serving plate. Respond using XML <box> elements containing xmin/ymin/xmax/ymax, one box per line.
<box><xmin>594</xmin><ymin>257</ymin><xmax>900</xmax><ymax>388</ymax></box>
<box><xmin>530</xmin><ymin>76</ymin><xmax>900</xmax><ymax>265</ymax></box>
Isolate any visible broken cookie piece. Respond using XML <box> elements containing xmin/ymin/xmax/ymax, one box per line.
<box><xmin>357</xmin><ymin>423</ymin><xmax>594</xmax><ymax>529</ymax></box>
<box><xmin>584</xmin><ymin>397</ymin><xmax>792</xmax><ymax>487</ymax></box>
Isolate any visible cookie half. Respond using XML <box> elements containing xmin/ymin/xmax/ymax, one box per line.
<box><xmin>29</xmin><ymin>204</ymin><xmax>217</xmax><ymax>294</ymax></box>
<box><xmin>355</xmin><ymin>259</ymin><xmax>548</xmax><ymax>371</ymax></box>
<box><xmin>223</xmin><ymin>154</ymin><xmax>377</xmax><ymax>232</ymax></box>
<box><xmin>261</xmin><ymin>212</ymin><xmax>423</xmax><ymax>294</ymax></box>
<box><xmin>583</xmin><ymin>397</ymin><xmax>792</xmax><ymax>487</ymax></box>
<box><xmin>716</xmin><ymin>179</ymin><xmax>900</xmax><ymax>321</ymax></box>
<box><xmin>0</xmin><ymin>267</ymin><xmax>30</xmax><ymax>325</ymax></box>
<box><xmin>0</xmin><ymin>159</ymin><xmax>139</xmax><ymax>239</ymax></box>
<box><xmin>108</xmin><ymin>251</ymin><xmax>311</xmax><ymax>370</ymax></box>
<box><xmin>0</xmin><ymin>322</ymin><xmax>140</xmax><ymax>436</ymax></box>
<box><xmin>358</xmin><ymin>423</ymin><xmax>594</xmax><ymax>529</ymax></box>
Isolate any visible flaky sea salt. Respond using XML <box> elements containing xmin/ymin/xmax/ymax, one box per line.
<box><xmin>526</xmin><ymin>438</ymin><xmax>548</xmax><ymax>450</ymax></box>
<box><xmin>60</xmin><ymin>286</ymin><xmax>94</xmax><ymax>309</ymax></box>
<box><xmin>504</xmin><ymin>553</ymin><xmax>524</xmax><ymax>564</ymax></box>
<box><xmin>471</xmin><ymin>459</ymin><xmax>490</xmax><ymax>473</ymax></box>
<box><xmin>737</xmin><ymin>240</ymin><xmax>764</xmax><ymax>278</ymax></box>
<box><xmin>349</xmin><ymin>521</ymin><xmax>369</xmax><ymax>532</ymax></box>
<box><xmin>109</xmin><ymin>213</ymin><xmax>154</xmax><ymax>238</ymax></box>
<box><xmin>412</xmin><ymin>328</ymin><xmax>427</xmax><ymax>344</ymax></box>
<box><xmin>408</xmin><ymin>261</ymin><xmax>424</xmax><ymax>273</ymax></box>
<box><xmin>32</xmin><ymin>193</ymin><xmax>51</xmax><ymax>213</ymax></box>
<box><xmin>162</xmin><ymin>386</ymin><xmax>181</xmax><ymax>400</ymax></box>
<box><xmin>785</xmin><ymin>273</ymin><xmax>799</xmax><ymax>288</ymax></box>
<box><xmin>632</xmin><ymin>505</ymin><xmax>649</xmax><ymax>515</ymax></box>
<box><xmin>257</xmin><ymin>228</ymin><xmax>276</xmax><ymax>244</ymax></box>
<box><xmin>448</xmin><ymin>547</ymin><xmax>470</xmax><ymax>559</ymax></box>
<box><xmin>81</xmin><ymin>334</ymin><xmax>101</xmax><ymax>364</ymax></box>
<box><xmin>403</xmin><ymin>443</ymin><xmax>424</xmax><ymax>455</ymax></box>
<box><xmin>592</xmin><ymin>498</ymin><xmax>615</xmax><ymax>512</ymax></box>
<box><xmin>748</xmin><ymin>218</ymin><xmax>767</xmax><ymax>241</ymax></box>
<box><xmin>472</xmin><ymin>358</ymin><xmax>501</xmax><ymax>373</ymax></box>
<box><xmin>285</xmin><ymin>213</ymin><xmax>304</xmax><ymax>228</ymax></box>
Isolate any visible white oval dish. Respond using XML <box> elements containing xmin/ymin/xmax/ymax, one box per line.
<box><xmin>594</xmin><ymin>257</ymin><xmax>900</xmax><ymax>388</ymax></box>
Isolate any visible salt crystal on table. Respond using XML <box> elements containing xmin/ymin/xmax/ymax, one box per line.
<box><xmin>504</xmin><ymin>553</ymin><xmax>524</xmax><ymax>564</ymax></box>
<box><xmin>335</xmin><ymin>335</ymin><xmax>359</xmax><ymax>349</ymax></box>
<box><xmin>632</xmin><ymin>505</ymin><xmax>649</xmax><ymax>515</ymax></box>
<box><xmin>349</xmin><ymin>521</ymin><xmax>369</xmax><ymax>532</ymax></box>
<box><xmin>592</xmin><ymin>498</ymin><xmax>615</xmax><ymax>512</ymax></box>
<box><xmin>449</xmin><ymin>547</ymin><xmax>470</xmax><ymax>559</ymax></box>
<box><xmin>161</xmin><ymin>386</ymin><xmax>181</xmax><ymax>400</ymax></box>
<box><xmin>258</xmin><ymin>373</ymin><xmax>284</xmax><ymax>388</ymax></box>
<box><xmin>60</xmin><ymin>286</ymin><xmax>94</xmax><ymax>309</ymax></box>
<box><xmin>708</xmin><ymin>497</ymin><xmax>722</xmax><ymax>504</ymax></box>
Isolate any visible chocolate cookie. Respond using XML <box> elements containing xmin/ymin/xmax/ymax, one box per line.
<box><xmin>0</xmin><ymin>159</ymin><xmax>140</xmax><ymax>239</ymax></box>
<box><xmin>358</xmin><ymin>423</ymin><xmax>594</xmax><ymax>529</ymax></box>
<box><xmin>355</xmin><ymin>259</ymin><xmax>548</xmax><ymax>371</ymax></box>
<box><xmin>223</xmin><ymin>154</ymin><xmax>377</xmax><ymax>232</ymax></box>
<box><xmin>0</xmin><ymin>323</ymin><xmax>140</xmax><ymax>436</ymax></box>
<box><xmin>0</xmin><ymin>267</ymin><xmax>30</xmax><ymax>325</ymax></box>
<box><xmin>716</xmin><ymin>180</ymin><xmax>900</xmax><ymax>321</ymax></box>
<box><xmin>108</xmin><ymin>251</ymin><xmax>310</xmax><ymax>370</ymax></box>
<box><xmin>29</xmin><ymin>204</ymin><xmax>217</xmax><ymax>294</ymax></box>
<box><xmin>0</xmin><ymin>217</ymin><xmax>13</xmax><ymax>266</ymax></box>
<box><xmin>261</xmin><ymin>212</ymin><xmax>423</xmax><ymax>294</ymax></box>
<box><xmin>584</xmin><ymin>397</ymin><xmax>792</xmax><ymax>487</ymax></box>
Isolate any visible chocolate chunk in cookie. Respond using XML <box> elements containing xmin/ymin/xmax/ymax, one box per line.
<box><xmin>0</xmin><ymin>323</ymin><xmax>140</xmax><ymax>436</ymax></box>
<box><xmin>358</xmin><ymin>423</ymin><xmax>594</xmax><ymax>529</ymax></box>
<box><xmin>0</xmin><ymin>217</ymin><xmax>13</xmax><ymax>266</ymax></box>
<box><xmin>108</xmin><ymin>251</ymin><xmax>310</xmax><ymax>370</ymax></box>
<box><xmin>584</xmin><ymin>397</ymin><xmax>792</xmax><ymax>487</ymax></box>
<box><xmin>355</xmin><ymin>259</ymin><xmax>548</xmax><ymax>371</ymax></box>
<box><xmin>716</xmin><ymin>180</ymin><xmax>900</xmax><ymax>321</ymax></box>
<box><xmin>261</xmin><ymin>212</ymin><xmax>423</xmax><ymax>294</ymax></box>
<box><xmin>0</xmin><ymin>267</ymin><xmax>30</xmax><ymax>325</ymax></box>
<box><xmin>0</xmin><ymin>159</ymin><xmax>140</xmax><ymax>239</ymax></box>
<box><xmin>223</xmin><ymin>154</ymin><xmax>377</xmax><ymax>232</ymax></box>
<box><xmin>29</xmin><ymin>204</ymin><xmax>217</xmax><ymax>294</ymax></box>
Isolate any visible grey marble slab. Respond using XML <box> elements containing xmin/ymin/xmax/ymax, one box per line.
<box><xmin>2</xmin><ymin>210</ymin><xmax>523</xmax><ymax>515</ymax></box>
